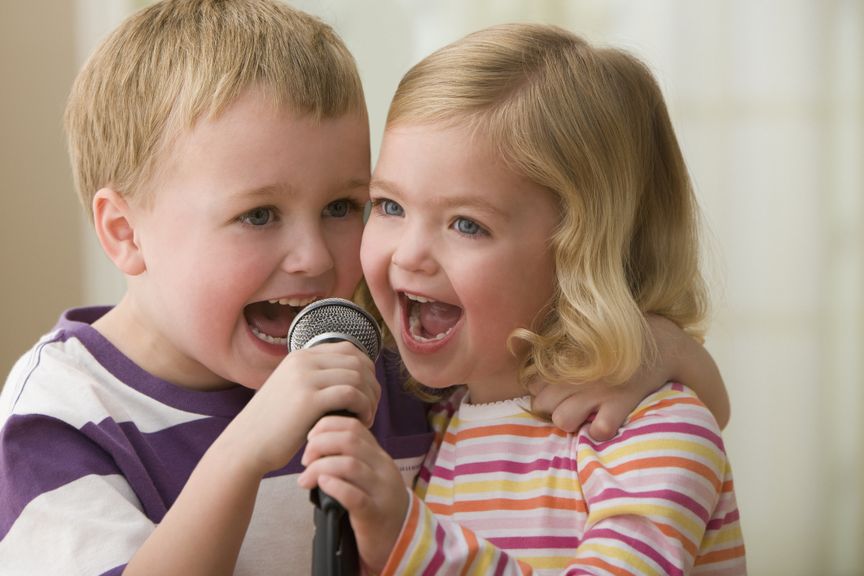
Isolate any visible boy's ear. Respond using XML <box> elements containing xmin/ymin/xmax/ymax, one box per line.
<box><xmin>92</xmin><ymin>188</ymin><xmax>146</xmax><ymax>276</ymax></box>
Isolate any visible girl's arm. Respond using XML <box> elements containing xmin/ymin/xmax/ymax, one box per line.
<box><xmin>532</xmin><ymin>314</ymin><xmax>730</xmax><ymax>438</ymax></box>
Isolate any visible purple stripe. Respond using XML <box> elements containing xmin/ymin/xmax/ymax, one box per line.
<box><xmin>581</xmin><ymin>420</ymin><xmax>724</xmax><ymax>452</ymax></box>
<box><xmin>453</xmin><ymin>455</ymin><xmax>577</xmax><ymax>477</ymax></box>
<box><xmin>99</xmin><ymin>566</ymin><xmax>126</xmax><ymax>576</ymax></box>
<box><xmin>489</xmin><ymin>535</ymin><xmax>581</xmax><ymax>550</ymax></box>
<box><xmin>0</xmin><ymin>414</ymin><xmax>119</xmax><ymax>539</ymax></box>
<box><xmin>592</xmin><ymin>487</ymin><xmax>710</xmax><ymax>522</ymax></box>
<box><xmin>493</xmin><ymin>552</ymin><xmax>510</xmax><ymax>576</ymax></box>
<box><xmin>706</xmin><ymin>507</ymin><xmax>740</xmax><ymax>530</ymax></box>
<box><xmin>584</xmin><ymin>527</ymin><xmax>684</xmax><ymax>576</ymax></box>
<box><xmin>423</xmin><ymin>521</ymin><xmax>448</xmax><ymax>576</ymax></box>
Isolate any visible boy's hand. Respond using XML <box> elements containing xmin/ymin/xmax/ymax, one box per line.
<box><xmin>298</xmin><ymin>416</ymin><xmax>408</xmax><ymax>572</ymax></box>
<box><xmin>230</xmin><ymin>342</ymin><xmax>381</xmax><ymax>478</ymax></box>
<box><xmin>529</xmin><ymin>375</ymin><xmax>656</xmax><ymax>440</ymax></box>
<box><xmin>531</xmin><ymin>314</ymin><xmax>729</xmax><ymax>439</ymax></box>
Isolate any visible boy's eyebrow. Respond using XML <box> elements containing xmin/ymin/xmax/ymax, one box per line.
<box><xmin>370</xmin><ymin>177</ymin><xmax>509</xmax><ymax>219</ymax></box>
<box><xmin>231</xmin><ymin>178</ymin><xmax>370</xmax><ymax>200</ymax></box>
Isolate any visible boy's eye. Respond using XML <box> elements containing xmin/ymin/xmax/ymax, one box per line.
<box><xmin>323</xmin><ymin>199</ymin><xmax>355</xmax><ymax>218</ymax></box>
<box><xmin>240</xmin><ymin>207</ymin><xmax>275</xmax><ymax>226</ymax></box>
<box><xmin>453</xmin><ymin>217</ymin><xmax>486</xmax><ymax>237</ymax></box>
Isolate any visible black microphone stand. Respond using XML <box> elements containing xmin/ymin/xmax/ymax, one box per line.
<box><xmin>310</xmin><ymin>409</ymin><xmax>359</xmax><ymax>576</ymax></box>
<box><xmin>311</xmin><ymin>485</ymin><xmax>359</xmax><ymax>575</ymax></box>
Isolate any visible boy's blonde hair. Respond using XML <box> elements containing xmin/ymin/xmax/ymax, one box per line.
<box><xmin>65</xmin><ymin>0</ymin><xmax>365</xmax><ymax>219</ymax></box>
<box><xmin>388</xmin><ymin>23</ymin><xmax>708</xmax><ymax>389</ymax></box>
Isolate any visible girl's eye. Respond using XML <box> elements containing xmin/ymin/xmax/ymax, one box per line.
<box><xmin>323</xmin><ymin>199</ymin><xmax>358</xmax><ymax>218</ymax></box>
<box><xmin>453</xmin><ymin>217</ymin><xmax>486</xmax><ymax>237</ymax></box>
<box><xmin>371</xmin><ymin>198</ymin><xmax>404</xmax><ymax>217</ymax></box>
<box><xmin>240</xmin><ymin>207</ymin><xmax>275</xmax><ymax>226</ymax></box>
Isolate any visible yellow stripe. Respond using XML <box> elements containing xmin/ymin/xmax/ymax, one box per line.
<box><xmin>404</xmin><ymin>506</ymin><xmax>436</xmax><ymax>573</ymax></box>
<box><xmin>425</xmin><ymin>474</ymin><xmax>581</xmax><ymax>498</ymax></box>
<box><xmin>577</xmin><ymin>541</ymin><xmax>661</xmax><ymax>575</ymax></box>
<box><xmin>588</xmin><ymin>501</ymin><xmax>703</xmax><ymax>541</ymax></box>
<box><xmin>578</xmin><ymin>437</ymin><xmax>725</xmax><ymax>471</ymax></box>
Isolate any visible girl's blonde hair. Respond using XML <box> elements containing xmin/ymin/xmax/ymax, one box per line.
<box><xmin>65</xmin><ymin>0</ymin><xmax>365</xmax><ymax>220</ymax></box>
<box><xmin>387</xmin><ymin>23</ymin><xmax>708</xmax><ymax>389</ymax></box>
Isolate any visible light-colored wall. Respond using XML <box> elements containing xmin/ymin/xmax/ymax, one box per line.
<box><xmin>0</xmin><ymin>2</ymin><xmax>83</xmax><ymax>378</ymax></box>
<box><xmin>1</xmin><ymin>1</ymin><xmax>862</xmax><ymax>574</ymax></box>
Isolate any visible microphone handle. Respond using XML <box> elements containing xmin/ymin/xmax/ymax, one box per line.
<box><xmin>311</xmin><ymin>410</ymin><xmax>359</xmax><ymax>576</ymax></box>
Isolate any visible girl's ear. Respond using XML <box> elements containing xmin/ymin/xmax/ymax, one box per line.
<box><xmin>92</xmin><ymin>188</ymin><xmax>146</xmax><ymax>276</ymax></box>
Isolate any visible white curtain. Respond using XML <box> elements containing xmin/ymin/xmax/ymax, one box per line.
<box><xmin>80</xmin><ymin>1</ymin><xmax>864</xmax><ymax>573</ymax></box>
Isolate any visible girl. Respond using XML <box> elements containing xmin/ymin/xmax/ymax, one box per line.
<box><xmin>303</xmin><ymin>23</ymin><xmax>746</xmax><ymax>574</ymax></box>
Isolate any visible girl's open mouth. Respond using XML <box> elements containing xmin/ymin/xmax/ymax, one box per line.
<box><xmin>402</xmin><ymin>292</ymin><xmax>463</xmax><ymax>343</ymax></box>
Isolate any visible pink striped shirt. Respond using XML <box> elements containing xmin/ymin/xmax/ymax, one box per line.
<box><xmin>382</xmin><ymin>383</ymin><xmax>745</xmax><ymax>575</ymax></box>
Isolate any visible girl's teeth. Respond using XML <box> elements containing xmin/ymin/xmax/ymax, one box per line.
<box><xmin>408</xmin><ymin>303</ymin><xmax>451</xmax><ymax>342</ymax></box>
<box><xmin>406</xmin><ymin>294</ymin><xmax>434</xmax><ymax>304</ymax></box>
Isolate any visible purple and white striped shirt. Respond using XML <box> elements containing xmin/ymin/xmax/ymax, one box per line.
<box><xmin>0</xmin><ymin>307</ymin><xmax>432</xmax><ymax>575</ymax></box>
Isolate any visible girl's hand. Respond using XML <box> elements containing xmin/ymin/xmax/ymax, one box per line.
<box><xmin>298</xmin><ymin>416</ymin><xmax>408</xmax><ymax>573</ymax></box>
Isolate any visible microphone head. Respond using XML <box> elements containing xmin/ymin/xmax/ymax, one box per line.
<box><xmin>287</xmin><ymin>297</ymin><xmax>382</xmax><ymax>362</ymax></box>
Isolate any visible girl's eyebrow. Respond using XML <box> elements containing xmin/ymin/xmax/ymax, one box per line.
<box><xmin>369</xmin><ymin>177</ymin><xmax>508</xmax><ymax>220</ymax></box>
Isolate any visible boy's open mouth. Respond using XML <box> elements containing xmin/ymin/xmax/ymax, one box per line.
<box><xmin>244</xmin><ymin>297</ymin><xmax>316</xmax><ymax>346</ymax></box>
<box><xmin>403</xmin><ymin>293</ymin><xmax>463</xmax><ymax>342</ymax></box>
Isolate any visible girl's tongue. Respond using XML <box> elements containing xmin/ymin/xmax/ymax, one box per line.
<box><xmin>409</xmin><ymin>300</ymin><xmax>462</xmax><ymax>340</ymax></box>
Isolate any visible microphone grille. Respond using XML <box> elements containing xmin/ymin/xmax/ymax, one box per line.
<box><xmin>287</xmin><ymin>298</ymin><xmax>381</xmax><ymax>361</ymax></box>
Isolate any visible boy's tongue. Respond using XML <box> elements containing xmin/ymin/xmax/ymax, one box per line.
<box><xmin>417</xmin><ymin>301</ymin><xmax>462</xmax><ymax>338</ymax></box>
<box><xmin>244</xmin><ymin>301</ymin><xmax>296</xmax><ymax>338</ymax></box>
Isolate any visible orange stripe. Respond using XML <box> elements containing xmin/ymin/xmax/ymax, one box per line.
<box><xmin>579</xmin><ymin>456</ymin><xmax>722</xmax><ymax>491</ymax></box>
<box><xmin>458</xmin><ymin>527</ymin><xmax>479</xmax><ymax>576</ymax></box>
<box><xmin>570</xmin><ymin>556</ymin><xmax>635</xmax><ymax>576</ymax></box>
<box><xmin>657</xmin><ymin>521</ymin><xmax>698</xmax><ymax>557</ymax></box>
<box><xmin>383</xmin><ymin>495</ymin><xmax>421</xmax><ymax>575</ymax></box>
<box><xmin>444</xmin><ymin>423</ymin><xmax>566</xmax><ymax>444</ymax></box>
<box><xmin>695</xmin><ymin>545</ymin><xmax>746</xmax><ymax>565</ymax></box>
<box><xmin>428</xmin><ymin>495</ymin><xmax>587</xmax><ymax>515</ymax></box>
<box><xmin>629</xmin><ymin>397</ymin><xmax>704</xmax><ymax>422</ymax></box>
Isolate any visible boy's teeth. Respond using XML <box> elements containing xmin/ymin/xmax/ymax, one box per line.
<box><xmin>267</xmin><ymin>296</ymin><xmax>316</xmax><ymax>307</ymax></box>
<box><xmin>250</xmin><ymin>325</ymin><xmax>287</xmax><ymax>345</ymax></box>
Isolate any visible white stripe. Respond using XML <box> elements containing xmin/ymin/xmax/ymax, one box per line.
<box><xmin>8</xmin><ymin>338</ymin><xmax>209</xmax><ymax>433</ymax></box>
<box><xmin>0</xmin><ymin>474</ymin><xmax>153</xmax><ymax>575</ymax></box>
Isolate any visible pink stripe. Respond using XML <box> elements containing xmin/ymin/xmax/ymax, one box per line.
<box><xmin>456</xmin><ymin>514</ymin><xmax>581</xmax><ymax>532</ymax></box>
<box><xmin>422</xmin><ymin>522</ymin><xmax>448</xmax><ymax>576</ymax></box>
<box><xmin>432</xmin><ymin>455</ymin><xmax>577</xmax><ymax>480</ymax></box>
<box><xmin>592</xmin><ymin>487</ymin><xmax>709</xmax><ymax>522</ymax></box>
<box><xmin>440</xmin><ymin>439</ymin><xmax>556</xmax><ymax>460</ymax></box>
<box><xmin>489</xmin><ymin>535</ymin><xmax>581</xmax><ymax>550</ymax></box>
<box><xmin>493</xmin><ymin>552</ymin><xmax>511</xmax><ymax>576</ymax></box>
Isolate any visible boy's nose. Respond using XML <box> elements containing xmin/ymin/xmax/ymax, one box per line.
<box><xmin>280</xmin><ymin>225</ymin><xmax>334</xmax><ymax>277</ymax></box>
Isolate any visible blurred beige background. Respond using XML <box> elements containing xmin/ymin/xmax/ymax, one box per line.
<box><xmin>2</xmin><ymin>1</ymin><xmax>862</xmax><ymax>574</ymax></box>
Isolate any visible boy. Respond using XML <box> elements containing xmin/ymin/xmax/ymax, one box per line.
<box><xmin>0</xmin><ymin>1</ymin><xmax>728</xmax><ymax>574</ymax></box>
<box><xmin>0</xmin><ymin>1</ymin><xmax>422</xmax><ymax>574</ymax></box>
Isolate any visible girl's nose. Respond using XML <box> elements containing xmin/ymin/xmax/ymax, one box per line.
<box><xmin>391</xmin><ymin>225</ymin><xmax>437</xmax><ymax>275</ymax></box>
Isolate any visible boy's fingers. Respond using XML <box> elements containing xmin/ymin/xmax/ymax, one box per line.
<box><xmin>588</xmin><ymin>403</ymin><xmax>630</xmax><ymax>441</ymax></box>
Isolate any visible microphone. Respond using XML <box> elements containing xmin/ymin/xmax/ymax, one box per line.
<box><xmin>287</xmin><ymin>297</ymin><xmax>381</xmax><ymax>576</ymax></box>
